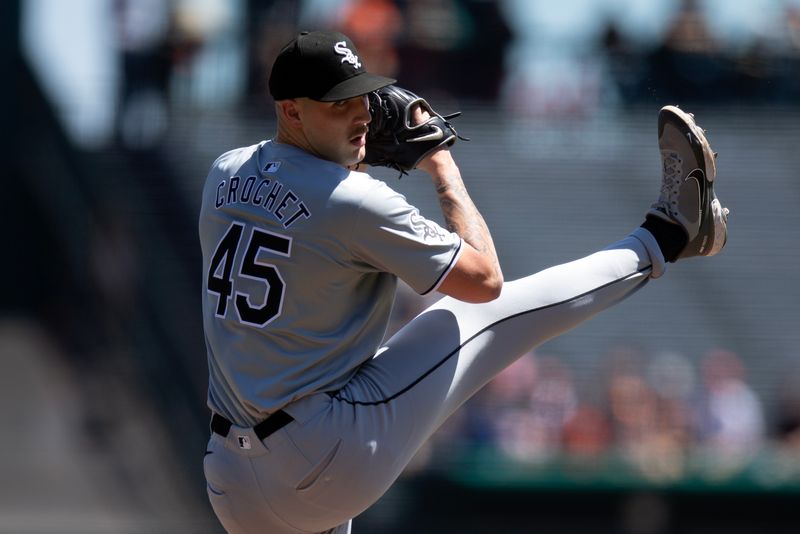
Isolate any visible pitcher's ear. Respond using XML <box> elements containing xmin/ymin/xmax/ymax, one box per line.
<box><xmin>277</xmin><ymin>99</ymin><xmax>302</xmax><ymax>126</ymax></box>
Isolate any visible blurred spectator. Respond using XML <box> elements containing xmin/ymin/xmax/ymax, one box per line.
<box><xmin>788</xmin><ymin>2</ymin><xmax>800</xmax><ymax>52</ymax></box>
<box><xmin>641</xmin><ymin>0</ymin><xmax>729</xmax><ymax>104</ymax></box>
<box><xmin>616</xmin><ymin>0</ymin><xmax>800</xmax><ymax>104</ymax></box>
<box><xmin>639</xmin><ymin>351</ymin><xmax>696</xmax><ymax>481</ymax></box>
<box><xmin>479</xmin><ymin>354</ymin><xmax>579</xmax><ymax>463</ymax></box>
<box><xmin>694</xmin><ymin>348</ymin><xmax>766</xmax><ymax>478</ymax></box>
<box><xmin>114</xmin><ymin>0</ymin><xmax>173</xmax><ymax>149</ymax></box>
<box><xmin>602</xmin><ymin>347</ymin><xmax>692</xmax><ymax>481</ymax></box>
<box><xmin>663</xmin><ymin>0</ymin><xmax>717</xmax><ymax>54</ymax></box>
<box><xmin>170</xmin><ymin>0</ymin><xmax>246</xmax><ymax>109</ymax></box>
<box><xmin>499</xmin><ymin>0</ymin><xmax>610</xmax><ymax>118</ymax></box>
<box><xmin>394</xmin><ymin>0</ymin><xmax>510</xmax><ymax>100</ymax></box>
<box><xmin>599</xmin><ymin>19</ymin><xmax>639</xmax><ymax>105</ymax></box>
<box><xmin>456</xmin><ymin>0</ymin><xmax>512</xmax><ymax>100</ymax></box>
<box><xmin>646</xmin><ymin>350</ymin><xmax>696</xmax><ymax>408</ymax></box>
<box><xmin>607</xmin><ymin>355</ymin><xmax>657</xmax><ymax>445</ymax></box>
<box><xmin>340</xmin><ymin>0</ymin><xmax>403</xmax><ymax>77</ymax></box>
<box><xmin>395</xmin><ymin>0</ymin><xmax>470</xmax><ymax>97</ymax></box>
<box><xmin>562</xmin><ymin>403</ymin><xmax>612</xmax><ymax>459</ymax></box>
<box><xmin>473</xmin><ymin>351</ymin><xmax>540</xmax><ymax>458</ymax></box>
<box><xmin>246</xmin><ymin>0</ymin><xmax>305</xmax><ymax>107</ymax></box>
<box><xmin>646</xmin><ymin>351</ymin><xmax>695</xmax><ymax>461</ymax></box>
<box><xmin>702</xmin><ymin>0</ymin><xmax>783</xmax><ymax>52</ymax></box>
<box><xmin>525</xmin><ymin>356</ymin><xmax>579</xmax><ymax>460</ymax></box>
<box><xmin>598</xmin><ymin>0</ymin><xmax>677</xmax><ymax>103</ymax></box>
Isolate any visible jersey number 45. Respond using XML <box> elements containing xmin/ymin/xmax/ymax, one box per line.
<box><xmin>207</xmin><ymin>221</ymin><xmax>291</xmax><ymax>327</ymax></box>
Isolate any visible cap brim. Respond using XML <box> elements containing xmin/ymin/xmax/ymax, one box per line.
<box><xmin>318</xmin><ymin>73</ymin><xmax>396</xmax><ymax>101</ymax></box>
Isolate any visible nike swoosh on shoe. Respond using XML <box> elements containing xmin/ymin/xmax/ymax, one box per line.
<box><xmin>683</xmin><ymin>169</ymin><xmax>705</xmax><ymax>225</ymax></box>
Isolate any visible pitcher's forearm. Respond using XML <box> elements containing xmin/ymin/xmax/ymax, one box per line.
<box><xmin>428</xmin><ymin>159</ymin><xmax>501</xmax><ymax>279</ymax></box>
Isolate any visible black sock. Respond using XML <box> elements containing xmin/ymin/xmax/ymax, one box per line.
<box><xmin>641</xmin><ymin>215</ymin><xmax>688</xmax><ymax>263</ymax></box>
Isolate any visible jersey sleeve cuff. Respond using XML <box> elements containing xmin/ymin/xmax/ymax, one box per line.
<box><xmin>420</xmin><ymin>238</ymin><xmax>463</xmax><ymax>296</ymax></box>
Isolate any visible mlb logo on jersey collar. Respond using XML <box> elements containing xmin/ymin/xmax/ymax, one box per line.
<box><xmin>237</xmin><ymin>435</ymin><xmax>252</xmax><ymax>449</ymax></box>
<box><xmin>263</xmin><ymin>161</ymin><xmax>281</xmax><ymax>174</ymax></box>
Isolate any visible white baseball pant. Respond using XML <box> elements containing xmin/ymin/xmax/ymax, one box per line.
<box><xmin>203</xmin><ymin>228</ymin><xmax>664</xmax><ymax>533</ymax></box>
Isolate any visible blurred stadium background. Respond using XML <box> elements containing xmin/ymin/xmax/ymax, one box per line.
<box><xmin>4</xmin><ymin>0</ymin><xmax>800</xmax><ymax>532</ymax></box>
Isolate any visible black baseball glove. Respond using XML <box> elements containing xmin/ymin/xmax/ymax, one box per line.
<box><xmin>363</xmin><ymin>85</ymin><xmax>467</xmax><ymax>176</ymax></box>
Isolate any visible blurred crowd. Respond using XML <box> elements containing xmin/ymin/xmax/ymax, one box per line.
<box><xmin>45</xmin><ymin>0</ymin><xmax>800</xmax><ymax>485</ymax></box>
<box><xmin>25</xmin><ymin>0</ymin><xmax>800</xmax><ymax>150</ymax></box>
<box><xmin>387</xmin><ymin>288</ymin><xmax>800</xmax><ymax>487</ymax></box>
<box><xmin>18</xmin><ymin>0</ymin><xmax>800</xmax><ymax>494</ymax></box>
<box><xmin>245</xmin><ymin>0</ymin><xmax>800</xmax><ymax>114</ymax></box>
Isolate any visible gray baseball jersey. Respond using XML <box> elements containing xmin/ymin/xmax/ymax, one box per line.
<box><xmin>199</xmin><ymin>140</ymin><xmax>462</xmax><ymax>426</ymax></box>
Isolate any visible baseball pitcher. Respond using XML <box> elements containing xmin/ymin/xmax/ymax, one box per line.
<box><xmin>199</xmin><ymin>30</ymin><xmax>728</xmax><ymax>534</ymax></box>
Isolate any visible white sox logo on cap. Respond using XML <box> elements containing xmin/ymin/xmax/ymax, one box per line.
<box><xmin>269</xmin><ymin>31</ymin><xmax>394</xmax><ymax>101</ymax></box>
<box><xmin>334</xmin><ymin>41</ymin><xmax>361</xmax><ymax>69</ymax></box>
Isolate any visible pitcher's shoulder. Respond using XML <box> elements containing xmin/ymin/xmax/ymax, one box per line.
<box><xmin>211</xmin><ymin>142</ymin><xmax>265</xmax><ymax>173</ymax></box>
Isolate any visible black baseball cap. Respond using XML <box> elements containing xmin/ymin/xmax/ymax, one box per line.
<box><xmin>269</xmin><ymin>31</ymin><xmax>396</xmax><ymax>102</ymax></box>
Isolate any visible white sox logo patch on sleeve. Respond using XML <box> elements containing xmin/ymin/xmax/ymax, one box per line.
<box><xmin>334</xmin><ymin>41</ymin><xmax>361</xmax><ymax>69</ymax></box>
<box><xmin>410</xmin><ymin>212</ymin><xmax>447</xmax><ymax>241</ymax></box>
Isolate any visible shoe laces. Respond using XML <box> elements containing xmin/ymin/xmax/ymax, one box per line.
<box><xmin>651</xmin><ymin>151</ymin><xmax>682</xmax><ymax>213</ymax></box>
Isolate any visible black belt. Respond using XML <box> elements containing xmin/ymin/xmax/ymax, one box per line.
<box><xmin>211</xmin><ymin>410</ymin><xmax>294</xmax><ymax>441</ymax></box>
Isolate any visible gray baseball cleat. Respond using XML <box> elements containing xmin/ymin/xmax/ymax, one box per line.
<box><xmin>647</xmin><ymin>105</ymin><xmax>729</xmax><ymax>259</ymax></box>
